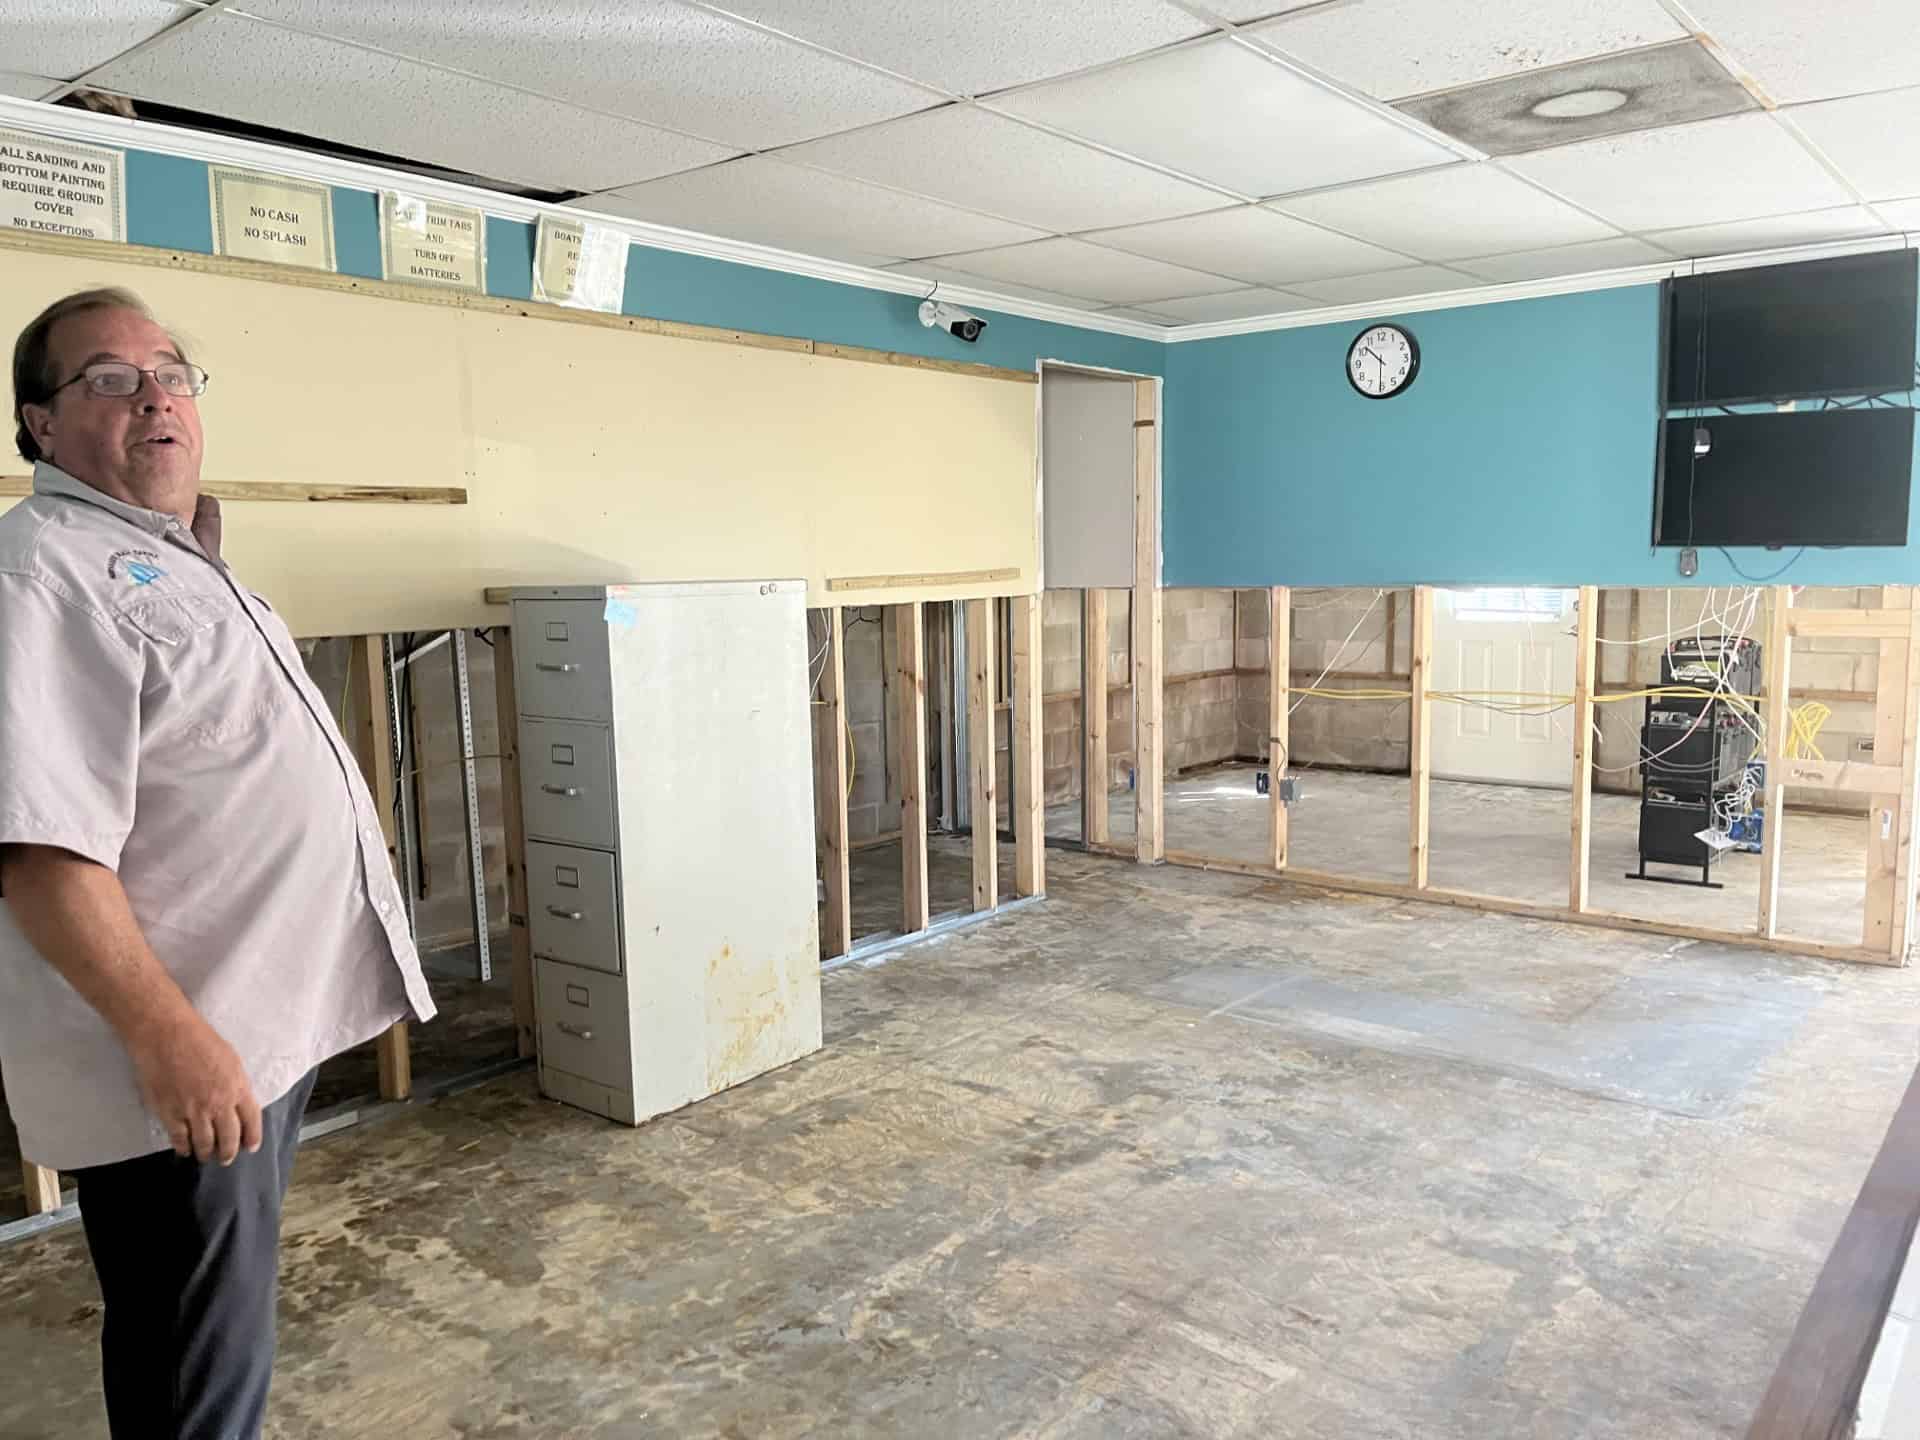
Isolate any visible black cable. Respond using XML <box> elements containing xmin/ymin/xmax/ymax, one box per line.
<box><xmin>475</xmin><ymin>627</ymin><xmax>494</xmax><ymax>647</ymax></box>
<box><xmin>1716</xmin><ymin>546</ymin><xmax>1805</xmax><ymax>582</ymax></box>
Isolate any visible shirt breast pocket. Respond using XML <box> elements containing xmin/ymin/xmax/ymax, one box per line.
<box><xmin>118</xmin><ymin>592</ymin><xmax>294</xmax><ymax>747</ymax></box>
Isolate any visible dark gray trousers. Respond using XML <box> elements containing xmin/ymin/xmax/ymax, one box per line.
<box><xmin>73</xmin><ymin>1068</ymin><xmax>318</xmax><ymax>1440</ymax></box>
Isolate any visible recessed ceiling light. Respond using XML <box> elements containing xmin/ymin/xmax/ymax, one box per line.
<box><xmin>1531</xmin><ymin>88</ymin><xmax>1630</xmax><ymax>119</ymax></box>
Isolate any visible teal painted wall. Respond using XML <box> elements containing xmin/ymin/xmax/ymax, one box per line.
<box><xmin>1163</xmin><ymin>283</ymin><xmax>1920</xmax><ymax>588</ymax></box>
<box><xmin>112</xmin><ymin>148</ymin><xmax>1160</xmax><ymax>377</ymax></box>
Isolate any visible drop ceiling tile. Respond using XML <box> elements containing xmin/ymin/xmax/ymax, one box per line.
<box><xmin>1645</xmin><ymin>206</ymin><xmax>1893</xmax><ymax>259</ymax></box>
<box><xmin>1272</xmin><ymin>163</ymin><xmax>1618</xmax><ymax>260</ymax></box>
<box><xmin>0</xmin><ymin>1</ymin><xmax>190</xmax><ymax>80</ymax></box>
<box><xmin>1681</xmin><ymin>0</ymin><xmax>1920</xmax><ymax>104</ymax></box>
<box><xmin>590</xmin><ymin>155</ymin><xmax>1045</xmax><ymax>266</ymax></box>
<box><xmin>1285</xmin><ymin>265</ymin><xmax>1480</xmax><ymax>304</ymax></box>
<box><xmin>1140</xmin><ymin>288</ymin><xmax>1317</xmax><ymax>322</ymax></box>
<box><xmin>882</xmin><ymin>260</ymin><xmax>1090</xmax><ymax>311</ymax></box>
<box><xmin>987</xmin><ymin>36</ymin><xmax>1458</xmax><ymax>199</ymax></box>
<box><xmin>1505</xmin><ymin>112</ymin><xmax>1854</xmax><ymax>233</ymax></box>
<box><xmin>0</xmin><ymin>72</ymin><xmax>59</xmax><ymax>101</ymax></box>
<box><xmin>1454</xmin><ymin>236</ymin><xmax>1670</xmax><ymax>282</ymax></box>
<box><xmin>91</xmin><ymin>13</ymin><xmax>738</xmax><ymax>192</ymax></box>
<box><xmin>231</xmin><ymin>0</ymin><xmax>941</xmax><ymax>149</ymax></box>
<box><xmin>1788</xmin><ymin>88</ymin><xmax>1920</xmax><ymax>202</ymax></box>
<box><xmin>782</xmin><ymin>105</ymin><xmax>1226</xmax><ymax>233</ymax></box>
<box><xmin>933</xmin><ymin>237</ymin><xmax>1246</xmax><ymax>306</ymax></box>
<box><xmin>1876</xmin><ymin>197</ymin><xmax>1920</xmax><ymax>230</ymax></box>
<box><xmin>696</xmin><ymin>0</ymin><xmax>1208</xmax><ymax>97</ymax></box>
<box><xmin>1086</xmin><ymin>205</ymin><xmax>1412</xmax><ymax>286</ymax></box>
<box><xmin>1248</xmin><ymin>0</ymin><xmax>1683</xmax><ymax>102</ymax></box>
<box><xmin>1199</xmin><ymin>0</ymin><xmax>1329</xmax><ymax>20</ymax></box>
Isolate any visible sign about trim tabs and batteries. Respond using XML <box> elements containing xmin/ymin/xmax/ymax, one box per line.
<box><xmin>208</xmin><ymin>165</ymin><xmax>336</xmax><ymax>271</ymax></box>
<box><xmin>381</xmin><ymin>192</ymin><xmax>484</xmax><ymax>292</ymax></box>
<box><xmin>533</xmin><ymin>214</ymin><xmax>627</xmax><ymax>313</ymax></box>
<box><xmin>0</xmin><ymin>129</ymin><xmax>125</xmax><ymax>241</ymax></box>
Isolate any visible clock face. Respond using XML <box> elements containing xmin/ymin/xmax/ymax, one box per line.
<box><xmin>1346</xmin><ymin>324</ymin><xmax>1420</xmax><ymax>399</ymax></box>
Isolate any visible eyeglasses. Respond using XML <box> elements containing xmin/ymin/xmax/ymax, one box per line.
<box><xmin>49</xmin><ymin>361</ymin><xmax>210</xmax><ymax>400</ymax></box>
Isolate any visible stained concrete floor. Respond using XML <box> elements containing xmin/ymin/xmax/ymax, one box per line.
<box><xmin>3</xmin><ymin>848</ymin><xmax>1916</xmax><ymax>1437</ymax></box>
<box><xmin>0</xmin><ymin>942</ymin><xmax>520</xmax><ymax>1221</ymax></box>
<box><xmin>1060</xmin><ymin>764</ymin><xmax>1874</xmax><ymax>949</ymax></box>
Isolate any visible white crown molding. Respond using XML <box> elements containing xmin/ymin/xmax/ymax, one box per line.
<box><xmin>0</xmin><ymin>95</ymin><xmax>1168</xmax><ymax>343</ymax></box>
<box><xmin>1162</xmin><ymin>230</ymin><xmax>1920</xmax><ymax>341</ymax></box>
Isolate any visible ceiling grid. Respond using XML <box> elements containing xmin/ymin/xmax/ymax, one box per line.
<box><xmin>0</xmin><ymin>0</ymin><xmax>1914</xmax><ymax>336</ymax></box>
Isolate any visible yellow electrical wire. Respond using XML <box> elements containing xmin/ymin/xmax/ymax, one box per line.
<box><xmin>1788</xmin><ymin>701</ymin><xmax>1830</xmax><ymax>760</ymax></box>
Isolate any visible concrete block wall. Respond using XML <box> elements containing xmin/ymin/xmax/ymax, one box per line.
<box><xmin>839</xmin><ymin>608</ymin><xmax>900</xmax><ymax>843</ymax></box>
<box><xmin>305</xmin><ymin>634</ymin><xmax>510</xmax><ymax>956</ymax></box>
<box><xmin>1594</xmin><ymin>585</ymin><xmax>1888</xmax><ymax>813</ymax></box>
<box><xmin>1238</xmin><ymin>587</ymin><xmax>1414</xmax><ymax>774</ymax></box>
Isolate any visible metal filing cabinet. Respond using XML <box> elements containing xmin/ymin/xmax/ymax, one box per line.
<box><xmin>506</xmin><ymin>582</ymin><xmax>823</xmax><ymax>1125</ymax></box>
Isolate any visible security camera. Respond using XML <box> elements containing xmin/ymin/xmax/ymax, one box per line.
<box><xmin>919</xmin><ymin>299</ymin><xmax>987</xmax><ymax>343</ymax></box>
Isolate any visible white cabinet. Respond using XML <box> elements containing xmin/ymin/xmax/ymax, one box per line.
<box><xmin>506</xmin><ymin>582</ymin><xmax>822</xmax><ymax>1125</ymax></box>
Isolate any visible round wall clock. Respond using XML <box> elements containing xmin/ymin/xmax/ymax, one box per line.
<box><xmin>1346</xmin><ymin>323</ymin><xmax>1420</xmax><ymax>399</ymax></box>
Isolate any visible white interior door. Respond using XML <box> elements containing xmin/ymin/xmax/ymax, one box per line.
<box><xmin>1430</xmin><ymin>587</ymin><xmax>1578</xmax><ymax>788</ymax></box>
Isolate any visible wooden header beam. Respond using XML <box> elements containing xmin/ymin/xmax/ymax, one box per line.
<box><xmin>1</xmin><ymin>476</ymin><xmax>465</xmax><ymax>504</ymax></box>
<box><xmin>1785</xmin><ymin>609</ymin><xmax>1914</xmax><ymax>639</ymax></box>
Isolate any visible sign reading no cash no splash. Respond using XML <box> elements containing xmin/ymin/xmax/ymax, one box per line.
<box><xmin>209</xmin><ymin>165</ymin><xmax>336</xmax><ymax>271</ymax></box>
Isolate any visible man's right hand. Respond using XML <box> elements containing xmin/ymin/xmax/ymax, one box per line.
<box><xmin>127</xmin><ymin>1008</ymin><xmax>264</xmax><ymax>1165</ymax></box>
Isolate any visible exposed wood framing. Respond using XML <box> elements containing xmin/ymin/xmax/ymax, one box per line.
<box><xmin>0</xmin><ymin>476</ymin><xmax>465</xmax><ymax>503</ymax></box>
<box><xmin>1896</xmin><ymin>589</ymin><xmax>1920</xmax><ymax>961</ymax></box>
<box><xmin>813</xmin><ymin>608</ymin><xmax>852</xmax><ymax>960</ymax></box>
<box><xmin>1012</xmin><ymin>593</ymin><xmax>1045</xmax><ymax>899</ymax></box>
<box><xmin>966</xmin><ymin>598</ymin><xmax>998</xmax><ymax>910</ymax></box>
<box><xmin>1133</xmin><ymin>379</ymin><xmax>1164</xmax><ymax>865</ymax></box>
<box><xmin>490</xmin><ymin>629</ymin><xmax>536</xmax><ymax>1059</ymax></box>
<box><xmin>1084</xmin><ymin>589</ymin><xmax>1110</xmax><ymax>846</ymax></box>
<box><xmin>1570</xmin><ymin>585</ymin><xmax>1599</xmax><ymax>912</ymax></box>
<box><xmin>348</xmin><ymin>635</ymin><xmax>413</xmax><ymax>1101</ymax></box>
<box><xmin>1158</xmin><ymin>851</ymin><xmax>1900</xmax><ymax>967</ymax></box>
<box><xmin>21</xmin><ymin>1157</ymin><xmax>60</xmax><ymax>1217</ymax></box>
<box><xmin>0</xmin><ymin>230</ymin><xmax>1038</xmax><ymax>386</ymax></box>
<box><xmin>1270</xmin><ymin>586</ymin><xmax>1291</xmax><ymax>870</ymax></box>
<box><xmin>1785</xmin><ymin>608</ymin><xmax>1914</xmax><ymax>638</ymax></box>
<box><xmin>1758</xmin><ymin>587</ymin><xmax>1794</xmax><ymax>939</ymax></box>
<box><xmin>1408</xmin><ymin>586</ymin><xmax>1435</xmax><ymax>889</ymax></box>
<box><xmin>1384</xmin><ymin>589</ymin><xmax>1398</xmax><ymax>674</ymax></box>
<box><xmin>896</xmin><ymin>602</ymin><xmax>931</xmax><ymax>934</ymax></box>
<box><xmin>1869</xmin><ymin>586</ymin><xmax>1920</xmax><ymax>961</ymax></box>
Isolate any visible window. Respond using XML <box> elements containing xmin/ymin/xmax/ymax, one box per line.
<box><xmin>1451</xmin><ymin>587</ymin><xmax>1574</xmax><ymax>623</ymax></box>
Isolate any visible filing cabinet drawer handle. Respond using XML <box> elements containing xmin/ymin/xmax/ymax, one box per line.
<box><xmin>534</xmin><ymin>661</ymin><xmax>581</xmax><ymax>674</ymax></box>
<box><xmin>546</xmin><ymin>905</ymin><xmax>584</xmax><ymax>921</ymax></box>
<box><xmin>557</xmin><ymin>1022</ymin><xmax>594</xmax><ymax>1041</ymax></box>
<box><xmin>541</xmin><ymin>784</ymin><xmax>582</xmax><ymax>797</ymax></box>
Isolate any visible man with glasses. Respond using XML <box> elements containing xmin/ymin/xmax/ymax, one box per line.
<box><xmin>0</xmin><ymin>287</ymin><xmax>434</xmax><ymax>1437</ymax></box>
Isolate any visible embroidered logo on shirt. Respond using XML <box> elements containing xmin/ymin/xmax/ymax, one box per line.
<box><xmin>107</xmin><ymin>548</ymin><xmax>167</xmax><ymax>585</ymax></box>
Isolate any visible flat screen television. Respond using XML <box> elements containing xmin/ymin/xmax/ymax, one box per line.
<box><xmin>1665</xmin><ymin>250</ymin><xmax>1918</xmax><ymax>406</ymax></box>
<box><xmin>1654</xmin><ymin>408</ymin><xmax>1914</xmax><ymax>548</ymax></box>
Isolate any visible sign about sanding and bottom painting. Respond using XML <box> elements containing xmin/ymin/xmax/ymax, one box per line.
<box><xmin>0</xmin><ymin>128</ymin><xmax>125</xmax><ymax>242</ymax></box>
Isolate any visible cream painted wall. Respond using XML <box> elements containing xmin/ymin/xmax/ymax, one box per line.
<box><xmin>3</xmin><ymin>249</ymin><xmax>1040</xmax><ymax>637</ymax></box>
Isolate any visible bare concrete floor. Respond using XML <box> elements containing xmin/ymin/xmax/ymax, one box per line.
<box><xmin>1062</xmin><ymin>764</ymin><xmax>1875</xmax><ymax>948</ymax></box>
<box><xmin>3</xmin><ymin>849</ymin><xmax>1915</xmax><ymax>1438</ymax></box>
